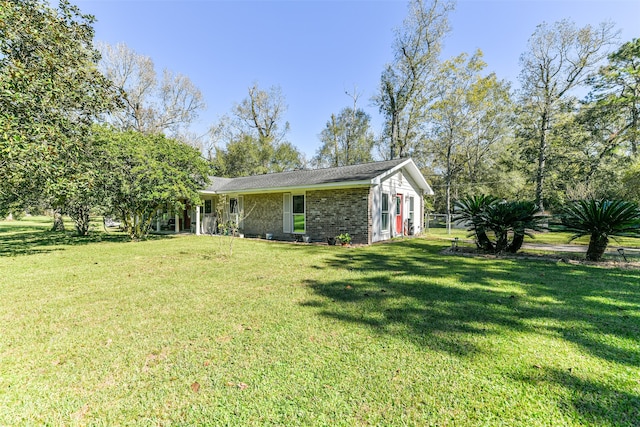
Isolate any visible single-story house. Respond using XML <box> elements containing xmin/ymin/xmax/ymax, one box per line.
<box><xmin>159</xmin><ymin>158</ymin><xmax>433</xmax><ymax>245</ymax></box>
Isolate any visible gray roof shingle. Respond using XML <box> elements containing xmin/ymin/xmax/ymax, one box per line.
<box><xmin>203</xmin><ymin>158</ymin><xmax>410</xmax><ymax>193</ymax></box>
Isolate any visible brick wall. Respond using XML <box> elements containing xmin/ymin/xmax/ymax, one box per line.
<box><xmin>241</xmin><ymin>193</ymin><xmax>285</xmax><ymax>239</ymax></box>
<box><xmin>306</xmin><ymin>187</ymin><xmax>372</xmax><ymax>244</ymax></box>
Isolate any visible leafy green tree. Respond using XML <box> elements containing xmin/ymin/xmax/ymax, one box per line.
<box><xmin>561</xmin><ymin>199</ymin><xmax>640</xmax><ymax>261</ymax></box>
<box><xmin>314</xmin><ymin>107</ymin><xmax>374</xmax><ymax>168</ymax></box>
<box><xmin>622</xmin><ymin>159</ymin><xmax>640</xmax><ymax>202</ymax></box>
<box><xmin>517</xmin><ymin>19</ymin><xmax>618</xmax><ymax>211</ymax></box>
<box><xmin>0</xmin><ymin>0</ymin><xmax>116</xmax><ymax>221</ymax></box>
<box><xmin>587</xmin><ymin>38</ymin><xmax>640</xmax><ymax>155</ymax></box>
<box><xmin>424</xmin><ymin>50</ymin><xmax>513</xmax><ymax>223</ymax></box>
<box><xmin>93</xmin><ymin>127</ymin><xmax>210</xmax><ymax>239</ymax></box>
<box><xmin>374</xmin><ymin>0</ymin><xmax>454</xmax><ymax>159</ymax></box>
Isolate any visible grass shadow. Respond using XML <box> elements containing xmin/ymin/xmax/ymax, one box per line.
<box><xmin>0</xmin><ymin>224</ymin><xmax>173</xmax><ymax>257</ymax></box>
<box><xmin>303</xmin><ymin>238</ymin><xmax>640</xmax><ymax>424</ymax></box>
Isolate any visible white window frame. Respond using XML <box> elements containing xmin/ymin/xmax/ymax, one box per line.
<box><xmin>291</xmin><ymin>193</ymin><xmax>306</xmax><ymax>234</ymax></box>
<box><xmin>381</xmin><ymin>192</ymin><xmax>390</xmax><ymax>234</ymax></box>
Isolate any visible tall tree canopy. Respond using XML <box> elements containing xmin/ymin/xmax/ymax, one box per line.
<box><xmin>0</xmin><ymin>0</ymin><xmax>116</xmax><ymax>217</ymax></box>
<box><xmin>373</xmin><ymin>0</ymin><xmax>454</xmax><ymax>159</ymax></box>
<box><xmin>517</xmin><ymin>19</ymin><xmax>618</xmax><ymax>211</ymax></box>
<box><xmin>587</xmin><ymin>38</ymin><xmax>640</xmax><ymax>155</ymax></box>
<box><xmin>423</xmin><ymin>50</ymin><xmax>513</xmax><ymax>218</ymax></box>
<box><xmin>313</xmin><ymin>107</ymin><xmax>375</xmax><ymax>168</ymax></box>
<box><xmin>209</xmin><ymin>83</ymin><xmax>304</xmax><ymax>177</ymax></box>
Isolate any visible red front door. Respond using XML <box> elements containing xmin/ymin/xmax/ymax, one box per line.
<box><xmin>395</xmin><ymin>195</ymin><xmax>403</xmax><ymax>234</ymax></box>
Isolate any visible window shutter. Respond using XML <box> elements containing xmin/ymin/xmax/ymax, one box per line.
<box><xmin>283</xmin><ymin>193</ymin><xmax>292</xmax><ymax>233</ymax></box>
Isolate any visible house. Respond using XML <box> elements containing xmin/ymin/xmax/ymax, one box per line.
<box><xmin>166</xmin><ymin>158</ymin><xmax>433</xmax><ymax>245</ymax></box>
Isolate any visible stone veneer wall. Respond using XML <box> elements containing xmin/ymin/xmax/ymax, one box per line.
<box><xmin>241</xmin><ymin>193</ymin><xmax>285</xmax><ymax>239</ymax></box>
<box><xmin>306</xmin><ymin>187</ymin><xmax>372</xmax><ymax>244</ymax></box>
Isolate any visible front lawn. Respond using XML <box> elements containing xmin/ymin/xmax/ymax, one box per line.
<box><xmin>427</xmin><ymin>227</ymin><xmax>640</xmax><ymax>249</ymax></box>
<box><xmin>1</xmin><ymin>220</ymin><xmax>638</xmax><ymax>425</ymax></box>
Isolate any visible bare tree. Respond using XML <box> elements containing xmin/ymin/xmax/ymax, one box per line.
<box><xmin>518</xmin><ymin>20</ymin><xmax>618</xmax><ymax>211</ymax></box>
<box><xmin>233</xmin><ymin>83</ymin><xmax>290</xmax><ymax>144</ymax></box>
<box><xmin>98</xmin><ymin>42</ymin><xmax>205</xmax><ymax>136</ymax></box>
<box><xmin>209</xmin><ymin>83</ymin><xmax>304</xmax><ymax>176</ymax></box>
<box><xmin>373</xmin><ymin>0</ymin><xmax>454</xmax><ymax>159</ymax></box>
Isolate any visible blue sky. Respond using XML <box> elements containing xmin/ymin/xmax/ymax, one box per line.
<box><xmin>75</xmin><ymin>0</ymin><xmax>640</xmax><ymax>159</ymax></box>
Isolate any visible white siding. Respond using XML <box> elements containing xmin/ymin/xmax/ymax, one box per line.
<box><xmin>372</xmin><ymin>169</ymin><xmax>425</xmax><ymax>242</ymax></box>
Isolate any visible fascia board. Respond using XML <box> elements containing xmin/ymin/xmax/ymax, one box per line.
<box><xmin>198</xmin><ymin>180</ymin><xmax>372</xmax><ymax>195</ymax></box>
<box><xmin>374</xmin><ymin>159</ymin><xmax>434</xmax><ymax>195</ymax></box>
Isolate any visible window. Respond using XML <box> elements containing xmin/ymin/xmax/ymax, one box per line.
<box><xmin>204</xmin><ymin>199</ymin><xmax>212</xmax><ymax>214</ymax></box>
<box><xmin>381</xmin><ymin>193</ymin><xmax>390</xmax><ymax>231</ymax></box>
<box><xmin>229</xmin><ymin>198</ymin><xmax>238</xmax><ymax>214</ymax></box>
<box><xmin>292</xmin><ymin>194</ymin><xmax>305</xmax><ymax>233</ymax></box>
<box><xmin>395</xmin><ymin>196</ymin><xmax>402</xmax><ymax>215</ymax></box>
<box><xmin>409</xmin><ymin>196</ymin><xmax>415</xmax><ymax>222</ymax></box>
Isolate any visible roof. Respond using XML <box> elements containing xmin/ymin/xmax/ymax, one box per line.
<box><xmin>202</xmin><ymin>158</ymin><xmax>433</xmax><ymax>195</ymax></box>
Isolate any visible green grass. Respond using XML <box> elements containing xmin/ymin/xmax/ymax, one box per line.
<box><xmin>426</xmin><ymin>227</ymin><xmax>640</xmax><ymax>248</ymax></box>
<box><xmin>1</xmin><ymin>218</ymin><xmax>639</xmax><ymax>425</ymax></box>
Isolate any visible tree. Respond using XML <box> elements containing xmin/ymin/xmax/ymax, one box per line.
<box><xmin>453</xmin><ymin>194</ymin><xmax>498</xmax><ymax>251</ymax></box>
<box><xmin>423</xmin><ymin>50</ymin><xmax>513</xmax><ymax>223</ymax></box>
<box><xmin>622</xmin><ymin>158</ymin><xmax>640</xmax><ymax>202</ymax></box>
<box><xmin>232</xmin><ymin>83</ymin><xmax>289</xmax><ymax>145</ymax></box>
<box><xmin>561</xmin><ymin>199</ymin><xmax>640</xmax><ymax>261</ymax></box>
<box><xmin>481</xmin><ymin>200</ymin><xmax>547</xmax><ymax>253</ymax></box>
<box><xmin>209</xmin><ymin>83</ymin><xmax>304</xmax><ymax>176</ymax></box>
<box><xmin>373</xmin><ymin>0</ymin><xmax>454</xmax><ymax>159</ymax></box>
<box><xmin>314</xmin><ymin>108</ymin><xmax>374</xmax><ymax>168</ymax></box>
<box><xmin>517</xmin><ymin>19</ymin><xmax>619</xmax><ymax>212</ymax></box>
<box><xmin>93</xmin><ymin>127</ymin><xmax>210</xmax><ymax>239</ymax></box>
<box><xmin>98</xmin><ymin>42</ymin><xmax>205</xmax><ymax>137</ymax></box>
<box><xmin>587</xmin><ymin>38</ymin><xmax>640</xmax><ymax>156</ymax></box>
<box><xmin>0</xmin><ymin>0</ymin><xmax>116</xmax><ymax>221</ymax></box>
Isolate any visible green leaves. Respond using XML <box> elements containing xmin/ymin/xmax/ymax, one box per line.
<box><xmin>0</xmin><ymin>0</ymin><xmax>117</xmax><ymax>216</ymax></box>
<box><xmin>93</xmin><ymin>127</ymin><xmax>210</xmax><ymax>239</ymax></box>
<box><xmin>454</xmin><ymin>195</ymin><xmax>547</xmax><ymax>253</ymax></box>
<box><xmin>561</xmin><ymin>199</ymin><xmax>640</xmax><ymax>261</ymax></box>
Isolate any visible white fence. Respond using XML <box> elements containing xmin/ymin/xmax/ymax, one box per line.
<box><xmin>424</xmin><ymin>213</ymin><xmax>466</xmax><ymax>234</ymax></box>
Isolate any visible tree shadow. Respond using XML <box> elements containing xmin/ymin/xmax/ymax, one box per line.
<box><xmin>0</xmin><ymin>229</ymin><xmax>170</xmax><ymax>257</ymax></box>
<box><xmin>511</xmin><ymin>366</ymin><xmax>640</xmax><ymax>426</ymax></box>
<box><xmin>302</xmin><ymin>239</ymin><xmax>640</xmax><ymax>423</ymax></box>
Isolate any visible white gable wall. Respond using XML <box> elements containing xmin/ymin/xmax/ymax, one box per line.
<box><xmin>371</xmin><ymin>169</ymin><xmax>425</xmax><ymax>243</ymax></box>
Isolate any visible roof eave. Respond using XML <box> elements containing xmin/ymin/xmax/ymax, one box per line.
<box><xmin>199</xmin><ymin>180</ymin><xmax>372</xmax><ymax>195</ymax></box>
<box><xmin>373</xmin><ymin>158</ymin><xmax>434</xmax><ymax>195</ymax></box>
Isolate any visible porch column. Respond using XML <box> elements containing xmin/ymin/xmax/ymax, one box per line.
<box><xmin>156</xmin><ymin>209</ymin><xmax>161</xmax><ymax>232</ymax></box>
<box><xmin>174</xmin><ymin>212</ymin><xmax>179</xmax><ymax>233</ymax></box>
<box><xmin>195</xmin><ymin>206</ymin><xmax>201</xmax><ymax>235</ymax></box>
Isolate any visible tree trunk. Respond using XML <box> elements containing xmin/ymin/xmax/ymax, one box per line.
<box><xmin>70</xmin><ymin>204</ymin><xmax>91</xmax><ymax>236</ymax></box>
<box><xmin>535</xmin><ymin>111</ymin><xmax>549</xmax><ymax>213</ymax></box>
<box><xmin>586</xmin><ymin>233</ymin><xmax>609</xmax><ymax>261</ymax></box>
<box><xmin>494</xmin><ymin>229</ymin><xmax>509</xmax><ymax>253</ymax></box>
<box><xmin>476</xmin><ymin>229</ymin><xmax>494</xmax><ymax>252</ymax></box>
<box><xmin>507</xmin><ymin>233</ymin><xmax>525</xmax><ymax>253</ymax></box>
<box><xmin>51</xmin><ymin>208</ymin><xmax>65</xmax><ymax>232</ymax></box>
<box><xmin>390</xmin><ymin>109</ymin><xmax>399</xmax><ymax>159</ymax></box>
<box><xmin>445</xmin><ymin>144</ymin><xmax>452</xmax><ymax>227</ymax></box>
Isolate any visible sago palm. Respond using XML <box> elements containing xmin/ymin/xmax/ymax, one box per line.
<box><xmin>505</xmin><ymin>201</ymin><xmax>548</xmax><ymax>253</ymax></box>
<box><xmin>480</xmin><ymin>200</ymin><xmax>547</xmax><ymax>253</ymax></box>
<box><xmin>453</xmin><ymin>195</ymin><xmax>498</xmax><ymax>251</ymax></box>
<box><xmin>561</xmin><ymin>199</ymin><xmax>640</xmax><ymax>261</ymax></box>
